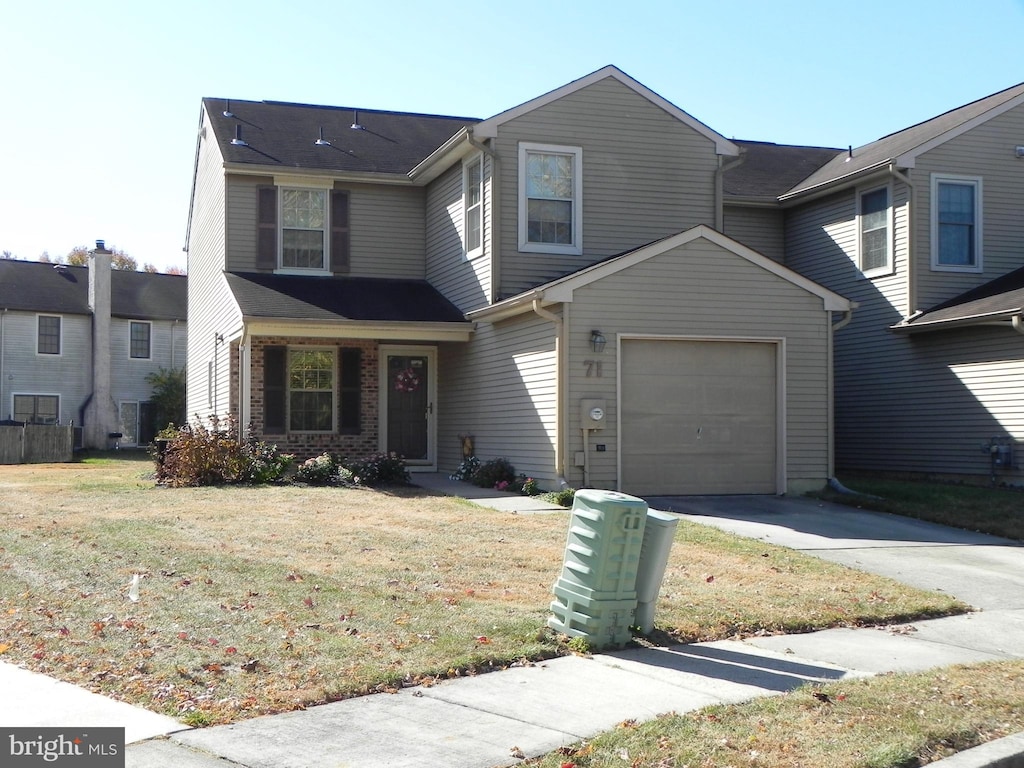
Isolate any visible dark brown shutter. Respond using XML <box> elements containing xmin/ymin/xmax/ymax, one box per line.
<box><xmin>256</xmin><ymin>186</ymin><xmax>277</xmax><ymax>270</ymax></box>
<box><xmin>339</xmin><ymin>347</ymin><xmax>361</xmax><ymax>434</ymax></box>
<box><xmin>263</xmin><ymin>346</ymin><xmax>287</xmax><ymax>433</ymax></box>
<box><xmin>330</xmin><ymin>190</ymin><xmax>350</xmax><ymax>274</ymax></box>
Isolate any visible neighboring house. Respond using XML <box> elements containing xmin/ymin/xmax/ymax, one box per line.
<box><xmin>723</xmin><ymin>82</ymin><xmax>1024</xmax><ymax>486</ymax></box>
<box><xmin>0</xmin><ymin>246</ymin><xmax>187</xmax><ymax>448</ymax></box>
<box><xmin>185</xmin><ymin>66</ymin><xmax>851</xmax><ymax>495</ymax></box>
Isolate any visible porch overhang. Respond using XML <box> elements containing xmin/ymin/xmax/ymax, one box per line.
<box><xmin>241</xmin><ymin>317</ymin><xmax>474</xmax><ymax>342</ymax></box>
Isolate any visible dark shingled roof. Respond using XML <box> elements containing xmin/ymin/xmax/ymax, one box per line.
<box><xmin>724</xmin><ymin>140</ymin><xmax>842</xmax><ymax>199</ymax></box>
<box><xmin>898</xmin><ymin>266</ymin><xmax>1024</xmax><ymax>330</ymax></box>
<box><xmin>204</xmin><ymin>98</ymin><xmax>480</xmax><ymax>175</ymax></box>
<box><xmin>224</xmin><ymin>272</ymin><xmax>469</xmax><ymax>324</ymax></box>
<box><xmin>787</xmin><ymin>81</ymin><xmax>1024</xmax><ymax>198</ymax></box>
<box><xmin>0</xmin><ymin>260</ymin><xmax>186</xmax><ymax>320</ymax></box>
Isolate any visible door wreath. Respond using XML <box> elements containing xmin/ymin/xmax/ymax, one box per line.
<box><xmin>394</xmin><ymin>367</ymin><xmax>421</xmax><ymax>393</ymax></box>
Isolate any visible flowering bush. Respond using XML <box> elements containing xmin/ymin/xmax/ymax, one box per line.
<box><xmin>449</xmin><ymin>456</ymin><xmax>480</xmax><ymax>482</ymax></box>
<box><xmin>295</xmin><ymin>453</ymin><xmax>339</xmax><ymax>485</ymax></box>
<box><xmin>344</xmin><ymin>452</ymin><xmax>410</xmax><ymax>487</ymax></box>
<box><xmin>470</xmin><ymin>457</ymin><xmax>516</xmax><ymax>489</ymax></box>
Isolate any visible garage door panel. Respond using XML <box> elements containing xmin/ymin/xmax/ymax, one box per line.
<box><xmin>621</xmin><ymin>339</ymin><xmax>777</xmax><ymax>495</ymax></box>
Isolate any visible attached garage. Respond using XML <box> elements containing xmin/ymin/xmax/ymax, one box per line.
<box><xmin>466</xmin><ymin>226</ymin><xmax>852</xmax><ymax>496</ymax></box>
<box><xmin>620</xmin><ymin>338</ymin><xmax>779</xmax><ymax>495</ymax></box>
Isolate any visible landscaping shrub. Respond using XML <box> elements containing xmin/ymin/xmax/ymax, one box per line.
<box><xmin>448</xmin><ymin>455</ymin><xmax>480</xmax><ymax>482</ymax></box>
<box><xmin>344</xmin><ymin>452</ymin><xmax>410</xmax><ymax>487</ymax></box>
<box><xmin>542</xmin><ymin>487</ymin><xmax>576</xmax><ymax>507</ymax></box>
<box><xmin>154</xmin><ymin>417</ymin><xmax>292</xmax><ymax>487</ymax></box>
<box><xmin>294</xmin><ymin>452</ymin><xmax>339</xmax><ymax>485</ymax></box>
<box><xmin>470</xmin><ymin>457</ymin><xmax>516</xmax><ymax>489</ymax></box>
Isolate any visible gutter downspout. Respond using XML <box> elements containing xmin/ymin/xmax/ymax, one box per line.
<box><xmin>828</xmin><ymin>305</ymin><xmax>856</xmax><ymax>482</ymax></box>
<box><xmin>467</xmin><ymin>129</ymin><xmax>500</xmax><ymax>304</ymax></box>
<box><xmin>889</xmin><ymin>165</ymin><xmax>916</xmax><ymax>317</ymax></box>
<box><xmin>531</xmin><ymin>298</ymin><xmax>569</xmax><ymax>487</ymax></box>
<box><xmin>0</xmin><ymin>309</ymin><xmax>5</xmax><ymax>419</ymax></box>
<box><xmin>238</xmin><ymin>324</ymin><xmax>250</xmax><ymax>440</ymax></box>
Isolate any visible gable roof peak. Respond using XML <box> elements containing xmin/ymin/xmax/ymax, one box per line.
<box><xmin>472</xmin><ymin>65</ymin><xmax>738</xmax><ymax>156</ymax></box>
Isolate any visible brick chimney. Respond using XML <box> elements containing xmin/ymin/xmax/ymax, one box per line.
<box><xmin>83</xmin><ymin>241</ymin><xmax>119</xmax><ymax>449</ymax></box>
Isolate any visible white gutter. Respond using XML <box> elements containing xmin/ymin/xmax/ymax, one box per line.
<box><xmin>530</xmin><ymin>298</ymin><xmax>569</xmax><ymax>487</ymax></box>
<box><xmin>779</xmin><ymin>159</ymin><xmax>893</xmax><ymax>205</ymax></box>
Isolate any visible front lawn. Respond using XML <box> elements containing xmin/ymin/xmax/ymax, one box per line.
<box><xmin>0</xmin><ymin>457</ymin><xmax>964</xmax><ymax>725</ymax></box>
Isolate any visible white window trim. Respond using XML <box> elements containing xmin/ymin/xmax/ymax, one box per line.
<box><xmin>930</xmin><ymin>173</ymin><xmax>983</xmax><ymax>273</ymax></box>
<box><xmin>129</xmin><ymin>320</ymin><xmax>153</xmax><ymax>360</ymax></box>
<box><xmin>287</xmin><ymin>346</ymin><xmax>337</xmax><ymax>434</ymax></box>
<box><xmin>462</xmin><ymin>153</ymin><xmax>484</xmax><ymax>260</ymax></box>
<box><xmin>36</xmin><ymin>314</ymin><xmax>62</xmax><ymax>357</ymax></box>
<box><xmin>276</xmin><ymin>179</ymin><xmax>332</xmax><ymax>275</ymax></box>
<box><xmin>518</xmin><ymin>142</ymin><xmax>583</xmax><ymax>256</ymax></box>
<box><xmin>857</xmin><ymin>182</ymin><xmax>894</xmax><ymax>278</ymax></box>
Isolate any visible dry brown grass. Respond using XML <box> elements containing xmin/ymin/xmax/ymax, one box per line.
<box><xmin>0</xmin><ymin>456</ymin><xmax>965</xmax><ymax>726</ymax></box>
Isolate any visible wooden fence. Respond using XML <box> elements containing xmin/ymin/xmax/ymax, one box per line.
<box><xmin>0</xmin><ymin>424</ymin><xmax>74</xmax><ymax>464</ymax></box>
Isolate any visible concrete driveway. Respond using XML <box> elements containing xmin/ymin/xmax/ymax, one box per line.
<box><xmin>643</xmin><ymin>494</ymin><xmax>1024</xmax><ymax>611</ymax></box>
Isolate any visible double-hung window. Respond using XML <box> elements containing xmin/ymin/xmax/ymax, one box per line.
<box><xmin>281</xmin><ymin>188</ymin><xmax>328</xmax><ymax>271</ymax></box>
<box><xmin>37</xmin><ymin>315</ymin><xmax>61</xmax><ymax>355</ymax></box>
<box><xmin>288</xmin><ymin>349</ymin><xmax>335</xmax><ymax>432</ymax></box>
<box><xmin>463</xmin><ymin>154</ymin><xmax>483</xmax><ymax>258</ymax></box>
<box><xmin>519</xmin><ymin>142</ymin><xmax>583</xmax><ymax>255</ymax></box>
<box><xmin>858</xmin><ymin>185</ymin><xmax>892</xmax><ymax>276</ymax></box>
<box><xmin>931</xmin><ymin>174</ymin><xmax>982</xmax><ymax>272</ymax></box>
<box><xmin>130</xmin><ymin>321</ymin><xmax>152</xmax><ymax>359</ymax></box>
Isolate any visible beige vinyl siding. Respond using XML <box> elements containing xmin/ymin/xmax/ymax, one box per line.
<box><xmin>436</xmin><ymin>312</ymin><xmax>558</xmax><ymax>485</ymax></box>
<box><xmin>723</xmin><ymin>205</ymin><xmax>786</xmax><ymax>262</ymax></box>
<box><xmin>567</xmin><ymin>238</ymin><xmax>833</xmax><ymax>493</ymax></box>
<box><xmin>912</xmin><ymin>103</ymin><xmax>1024</xmax><ymax>309</ymax></box>
<box><xmin>186</xmin><ymin>106</ymin><xmax>234</xmax><ymax>421</ymax></box>
<box><xmin>493</xmin><ymin>76</ymin><xmax>719</xmax><ymax>297</ymax></box>
<box><xmin>425</xmin><ymin>161</ymin><xmax>492</xmax><ymax>312</ymax></box>
<box><xmin>225</xmin><ymin>177</ymin><xmax>427</xmax><ymax>279</ymax></box>
<box><xmin>0</xmin><ymin>311</ymin><xmax>92</xmax><ymax>424</ymax></box>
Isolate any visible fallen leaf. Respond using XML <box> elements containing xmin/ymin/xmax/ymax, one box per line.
<box><xmin>0</xmin><ymin>644</ymin><xmax>10</xmax><ymax>654</ymax></box>
<box><xmin>510</xmin><ymin>745</ymin><xmax>525</xmax><ymax>759</ymax></box>
<box><xmin>475</xmin><ymin>635</ymin><xmax>491</xmax><ymax>644</ymax></box>
<box><xmin>705</xmin><ymin>575</ymin><xmax>715</xmax><ymax>583</ymax></box>
<box><xmin>225</xmin><ymin>646</ymin><xmax>237</xmax><ymax>655</ymax></box>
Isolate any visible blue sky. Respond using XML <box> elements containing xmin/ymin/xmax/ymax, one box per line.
<box><xmin>2</xmin><ymin>0</ymin><xmax>1022</xmax><ymax>272</ymax></box>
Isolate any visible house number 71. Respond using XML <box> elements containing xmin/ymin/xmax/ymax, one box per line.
<box><xmin>584</xmin><ymin>360</ymin><xmax>603</xmax><ymax>378</ymax></box>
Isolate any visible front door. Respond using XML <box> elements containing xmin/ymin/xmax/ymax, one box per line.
<box><xmin>381</xmin><ymin>346</ymin><xmax>436</xmax><ymax>469</ymax></box>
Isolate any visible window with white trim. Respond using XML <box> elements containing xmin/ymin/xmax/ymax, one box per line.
<box><xmin>288</xmin><ymin>348</ymin><xmax>335</xmax><ymax>432</ymax></box>
<box><xmin>130</xmin><ymin>321</ymin><xmax>152</xmax><ymax>359</ymax></box>
<box><xmin>463</xmin><ymin>154</ymin><xmax>483</xmax><ymax>258</ymax></box>
<box><xmin>858</xmin><ymin>184</ymin><xmax>892</xmax><ymax>276</ymax></box>
<box><xmin>14</xmin><ymin>394</ymin><xmax>59</xmax><ymax>424</ymax></box>
<box><xmin>931</xmin><ymin>174</ymin><xmax>982</xmax><ymax>272</ymax></box>
<box><xmin>518</xmin><ymin>142</ymin><xmax>583</xmax><ymax>255</ymax></box>
<box><xmin>281</xmin><ymin>187</ymin><xmax>328</xmax><ymax>271</ymax></box>
<box><xmin>37</xmin><ymin>315</ymin><xmax>61</xmax><ymax>355</ymax></box>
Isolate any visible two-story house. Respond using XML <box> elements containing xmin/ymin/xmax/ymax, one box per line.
<box><xmin>0</xmin><ymin>245</ymin><xmax>187</xmax><ymax>449</ymax></box>
<box><xmin>721</xmin><ymin>83</ymin><xmax>1024</xmax><ymax>486</ymax></box>
<box><xmin>185</xmin><ymin>66</ymin><xmax>852</xmax><ymax>495</ymax></box>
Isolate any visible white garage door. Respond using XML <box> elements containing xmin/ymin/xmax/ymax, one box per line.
<box><xmin>621</xmin><ymin>339</ymin><xmax>778</xmax><ymax>495</ymax></box>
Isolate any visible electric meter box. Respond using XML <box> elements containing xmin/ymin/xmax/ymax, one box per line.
<box><xmin>548</xmin><ymin>489</ymin><xmax>648</xmax><ymax>648</ymax></box>
<box><xmin>580</xmin><ymin>399</ymin><xmax>606</xmax><ymax>430</ymax></box>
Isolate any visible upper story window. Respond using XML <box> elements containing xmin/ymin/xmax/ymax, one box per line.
<box><xmin>14</xmin><ymin>394</ymin><xmax>58</xmax><ymax>425</ymax></box>
<box><xmin>858</xmin><ymin>185</ymin><xmax>892</xmax><ymax>277</ymax></box>
<box><xmin>37</xmin><ymin>315</ymin><xmax>61</xmax><ymax>355</ymax></box>
<box><xmin>282</xmin><ymin>188</ymin><xmax>328</xmax><ymax>270</ymax></box>
<box><xmin>463</xmin><ymin>154</ymin><xmax>483</xmax><ymax>258</ymax></box>
<box><xmin>130</xmin><ymin>321</ymin><xmax>152</xmax><ymax>359</ymax></box>
<box><xmin>257</xmin><ymin>182</ymin><xmax>349</xmax><ymax>275</ymax></box>
<box><xmin>518</xmin><ymin>142</ymin><xmax>583</xmax><ymax>255</ymax></box>
<box><xmin>931</xmin><ymin>174</ymin><xmax>982</xmax><ymax>272</ymax></box>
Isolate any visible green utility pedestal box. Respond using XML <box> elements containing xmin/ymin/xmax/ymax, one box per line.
<box><xmin>548</xmin><ymin>489</ymin><xmax>648</xmax><ymax>649</ymax></box>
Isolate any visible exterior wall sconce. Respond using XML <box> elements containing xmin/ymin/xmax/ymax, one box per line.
<box><xmin>590</xmin><ymin>330</ymin><xmax>607</xmax><ymax>353</ymax></box>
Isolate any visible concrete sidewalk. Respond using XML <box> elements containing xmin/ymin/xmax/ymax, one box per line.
<box><xmin>4</xmin><ymin>477</ymin><xmax>1022</xmax><ymax>767</ymax></box>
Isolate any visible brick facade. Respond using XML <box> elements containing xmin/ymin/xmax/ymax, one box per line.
<box><xmin>246</xmin><ymin>336</ymin><xmax>380</xmax><ymax>461</ymax></box>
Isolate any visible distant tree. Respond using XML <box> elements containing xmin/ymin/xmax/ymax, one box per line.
<box><xmin>165</xmin><ymin>265</ymin><xmax>187</xmax><ymax>276</ymax></box>
<box><xmin>142</xmin><ymin>263</ymin><xmax>159</xmax><ymax>273</ymax></box>
<box><xmin>111</xmin><ymin>249</ymin><xmax>137</xmax><ymax>271</ymax></box>
<box><xmin>2</xmin><ymin>250</ymin><xmax>13</xmax><ymax>259</ymax></box>
<box><xmin>38</xmin><ymin>251</ymin><xmax>54</xmax><ymax>263</ymax></box>
<box><xmin>66</xmin><ymin>246</ymin><xmax>90</xmax><ymax>266</ymax></box>
<box><xmin>145</xmin><ymin>367</ymin><xmax>186</xmax><ymax>434</ymax></box>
